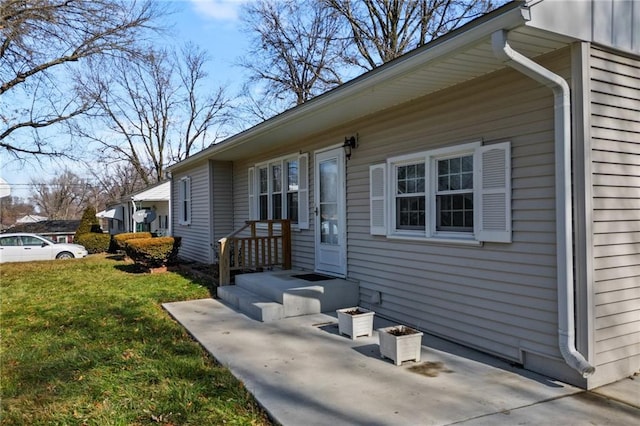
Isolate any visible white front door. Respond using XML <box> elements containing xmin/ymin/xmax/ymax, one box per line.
<box><xmin>314</xmin><ymin>147</ymin><xmax>346</xmax><ymax>277</ymax></box>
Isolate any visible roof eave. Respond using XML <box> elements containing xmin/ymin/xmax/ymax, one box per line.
<box><xmin>169</xmin><ymin>2</ymin><xmax>529</xmax><ymax>171</ymax></box>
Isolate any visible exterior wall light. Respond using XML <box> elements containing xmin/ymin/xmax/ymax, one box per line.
<box><xmin>343</xmin><ymin>135</ymin><xmax>358</xmax><ymax>160</ymax></box>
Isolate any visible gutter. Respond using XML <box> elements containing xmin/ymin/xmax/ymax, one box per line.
<box><xmin>491</xmin><ymin>30</ymin><xmax>595</xmax><ymax>378</ymax></box>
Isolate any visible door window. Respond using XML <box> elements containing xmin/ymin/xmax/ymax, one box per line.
<box><xmin>319</xmin><ymin>158</ymin><xmax>339</xmax><ymax>245</ymax></box>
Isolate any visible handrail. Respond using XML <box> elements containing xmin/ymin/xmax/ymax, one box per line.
<box><xmin>218</xmin><ymin>220</ymin><xmax>292</xmax><ymax>285</ymax></box>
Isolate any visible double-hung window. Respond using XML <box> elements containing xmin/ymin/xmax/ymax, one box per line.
<box><xmin>370</xmin><ymin>141</ymin><xmax>511</xmax><ymax>243</ymax></box>
<box><xmin>249</xmin><ymin>153</ymin><xmax>308</xmax><ymax>229</ymax></box>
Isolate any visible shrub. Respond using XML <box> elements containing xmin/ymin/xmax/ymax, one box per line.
<box><xmin>74</xmin><ymin>233</ymin><xmax>111</xmax><ymax>254</ymax></box>
<box><xmin>76</xmin><ymin>206</ymin><xmax>100</xmax><ymax>235</ymax></box>
<box><xmin>113</xmin><ymin>232</ymin><xmax>153</xmax><ymax>251</ymax></box>
<box><xmin>124</xmin><ymin>237</ymin><xmax>181</xmax><ymax>268</ymax></box>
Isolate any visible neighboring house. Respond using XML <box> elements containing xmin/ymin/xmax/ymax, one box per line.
<box><xmin>4</xmin><ymin>220</ymin><xmax>81</xmax><ymax>243</ymax></box>
<box><xmin>167</xmin><ymin>0</ymin><xmax>639</xmax><ymax>390</ymax></box>
<box><xmin>97</xmin><ymin>180</ymin><xmax>171</xmax><ymax>236</ymax></box>
<box><xmin>15</xmin><ymin>214</ymin><xmax>48</xmax><ymax>224</ymax></box>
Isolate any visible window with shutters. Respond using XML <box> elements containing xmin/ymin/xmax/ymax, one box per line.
<box><xmin>370</xmin><ymin>141</ymin><xmax>511</xmax><ymax>243</ymax></box>
<box><xmin>248</xmin><ymin>153</ymin><xmax>309</xmax><ymax>229</ymax></box>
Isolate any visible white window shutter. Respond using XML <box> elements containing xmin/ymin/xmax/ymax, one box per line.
<box><xmin>177</xmin><ymin>180</ymin><xmax>184</xmax><ymax>225</ymax></box>
<box><xmin>297</xmin><ymin>153</ymin><xmax>309</xmax><ymax>229</ymax></box>
<box><xmin>369</xmin><ymin>163</ymin><xmax>387</xmax><ymax>235</ymax></box>
<box><xmin>247</xmin><ymin>167</ymin><xmax>256</xmax><ymax>220</ymax></box>
<box><xmin>185</xmin><ymin>177</ymin><xmax>192</xmax><ymax>225</ymax></box>
<box><xmin>178</xmin><ymin>177</ymin><xmax>192</xmax><ymax>225</ymax></box>
<box><xmin>476</xmin><ymin>142</ymin><xmax>511</xmax><ymax>243</ymax></box>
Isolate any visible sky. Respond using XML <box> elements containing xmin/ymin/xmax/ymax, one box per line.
<box><xmin>1</xmin><ymin>0</ymin><xmax>251</xmax><ymax>200</ymax></box>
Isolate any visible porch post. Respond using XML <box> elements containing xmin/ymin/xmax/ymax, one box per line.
<box><xmin>282</xmin><ymin>219</ymin><xmax>291</xmax><ymax>270</ymax></box>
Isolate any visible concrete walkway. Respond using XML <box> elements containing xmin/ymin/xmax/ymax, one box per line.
<box><xmin>163</xmin><ymin>298</ymin><xmax>639</xmax><ymax>426</ymax></box>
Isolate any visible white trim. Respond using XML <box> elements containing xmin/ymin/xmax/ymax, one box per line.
<box><xmin>314</xmin><ymin>147</ymin><xmax>347</xmax><ymax>277</ymax></box>
<box><xmin>248</xmin><ymin>167</ymin><xmax>256</xmax><ymax>220</ymax></box>
<box><xmin>297</xmin><ymin>153</ymin><xmax>309</xmax><ymax>230</ymax></box>
<box><xmin>386</xmin><ymin>234</ymin><xmax>482</xmax><ymax>246</ymax></box>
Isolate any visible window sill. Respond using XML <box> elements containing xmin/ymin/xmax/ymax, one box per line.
<box><xmin>386</xmin><ymin>233</ymin><xmax>483</xmax><ymax>247</ymax></box>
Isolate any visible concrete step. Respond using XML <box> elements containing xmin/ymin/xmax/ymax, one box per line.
<box><xmin>235</xmin><ymin>270</ymin><xmax>359</xmax><ymax>318</ymax></box>
<box><xmin>217</xmin><ymin>285</ymin><xmax>284</xmax><ymax>322</ymax></box>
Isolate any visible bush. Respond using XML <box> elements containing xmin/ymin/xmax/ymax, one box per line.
<box><xmin>113</xmin><ymin>232</ymin><xmax>153</xmax><ymax>251</ymax></box>
<box><xmin>74</xmin><ymin>233</ymin><xmax>111</xmax><ymax>254</ymax></box>
<box><xmin>76</xmin><ymin>206</ymin><xmax>100</xmax><ymax>235</ymax></box>
<box><xmin>124</xmin><ymin>237</ymin><xmax>181</xmax><ymax>268</ymax></box>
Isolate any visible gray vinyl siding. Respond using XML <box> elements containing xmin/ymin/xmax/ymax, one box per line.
<box><xmin>172</xmin><ymin>161</ymin><xmax>213</xmax><ymax>264</ymax></box>
<box><xmin>211</xmin><ymin>161</ymin><xmax>234</xmax><ymax>259</ymax></box>
<box><xmin>224</xmin><ymin>49</ymin><xmax>571</xmax><ymax>366</ymax></box>
<box><xmin>589</xmin><ymin>46</ymin><xmax>640</xmax><ymax>383</ymax></box>
<box><xmin>346</xmin><ymin>49</ymin><xmax>571</xmax><ymax>364</ymax></box>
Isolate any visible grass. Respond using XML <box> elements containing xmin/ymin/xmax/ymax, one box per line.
<box><xmin>0</xmin><ymin>255</ymin><xmax>271</xmax><ymax>425</ymax></box>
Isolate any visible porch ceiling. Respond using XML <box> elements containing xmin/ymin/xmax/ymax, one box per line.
<box><xmin>169</xmin><ymin>4</ymin><xmax>575</xmax><ymax>168</ymax></box>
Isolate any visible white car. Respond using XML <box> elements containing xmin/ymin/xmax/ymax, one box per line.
<box><xmin>0</xmin><ymin>233</ymin><xmax>88</xmax><ymax>263</ymax></box>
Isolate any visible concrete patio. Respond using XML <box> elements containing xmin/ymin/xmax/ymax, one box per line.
<box><xmin>163</xmin><ymin>298</ymin><xmax>639</xmax><ymax>426</ymax></box>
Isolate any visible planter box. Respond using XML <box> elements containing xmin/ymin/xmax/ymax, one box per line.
<box><xmin>337</xmin><ymin>307</ymin><xmax>375</xmax><ymax>340</ymax></box>
<box><xmin>378</xmin><ymin>325</ymin><xmax>424</xmax><ymax>366</ymax></box>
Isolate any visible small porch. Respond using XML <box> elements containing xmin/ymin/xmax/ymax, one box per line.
<box><xmin>217</xmin><ymin>269</ymin><xmax>360</xmax><ymax>322</ymax></box>
<box><xmin>217</xmin><ymin>218</ymin><xmax>360</xmax><ymax>321</ymax></box>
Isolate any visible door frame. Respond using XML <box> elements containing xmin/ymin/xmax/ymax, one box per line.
<box><xmin>314</xmin><ymin>146</ymin><xmax>347</xmax><ymax>277</ymax></box>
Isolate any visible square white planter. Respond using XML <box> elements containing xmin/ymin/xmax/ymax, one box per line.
<box><xmin>337</xmin><ymin>307</ymin><xmax>375</xmax><ymax>340</ymax></box>
<box><xmin>378</xmin><ymin>325</ymin><xmax>424</xmax><ymax>366</ymax></box>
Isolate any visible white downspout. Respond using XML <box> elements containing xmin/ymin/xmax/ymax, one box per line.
<box><xmin>491</xmin><ymin>30</ymin><xmax>595</xmax><ymax>378</ymax></box>
<box><xmin>131</xmin><ymin>199</ymin><xmax>137</xmax><ymax>233</ymax></box>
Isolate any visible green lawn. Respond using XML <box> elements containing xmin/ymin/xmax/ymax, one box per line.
<box><xmin>0</xmin><ymin>255</ymin><xmax>271</xmax><ymax>425</ymax></box>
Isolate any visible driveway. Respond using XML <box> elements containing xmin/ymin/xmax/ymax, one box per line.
<box><xmin>164</xmin><ymin>298</ymin><xmax>639</xmax><ymax>426</ymax></box>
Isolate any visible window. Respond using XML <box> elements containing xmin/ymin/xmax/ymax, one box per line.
<box><xmin>179</xmin><ymin>176</ymin><xmax>191</xmax><ymax>225</ymax></box>
<box><xmin>286</xmin><ymin>159</ymin><xmax>299</xmax><ymax>222</ymax></box>
<box><xmin>436</xmin><ymin>155</ymin><xmax>473</xmax><ymax>232</ymax></box>
<box><xmin>249</xmin><ymin>153</ymin><xmax>308</xmax><ymax>229</ymax></box>
<box><xmin>370</xmin><ymin>142</ymin><xmax>511</xmax><ymax>243</ymax></box>
<box><xmin>258</xmin><ymin>166</ymin><xmax>268</xmax><ymax>220</ymax></box>
<box><xmin>395</xmin><ymin>162</ymin><xmax>426</xmax><ymax>230</ymax></box>
<box><xmin>0</xmin><ymin>236</ymin><xmax>19</xmax><ymax>246</ymax></box>
<box><xmin>56</xmin><ymin>236</ymin><xmax>67</xmax><ymax>243</ymax></box>
<box><xmin>21</xmin><ymin>235</ymin><xmax>46</xmax><ymax>246</ymax></box>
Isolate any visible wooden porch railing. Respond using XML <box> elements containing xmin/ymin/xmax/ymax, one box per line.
<box><xmin>218</xmin><ymin>220</ymin><xmax>291</xmax><ymax>285</ymax></box>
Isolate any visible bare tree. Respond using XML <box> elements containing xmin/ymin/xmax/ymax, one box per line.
<box><xmin>174</xmin><ymin>45</ymin><xmax>231</xmax><ymax>160</ymax></box>
<box><xmin>0</xmin><ymin>0</ymin><xmax>161</xmax><ymax>159</ymax></box>
<box><xmin>240</xmin><ymin>0</ymin><xmax>344</xmax><ymax>111</ymax></box>
<box><xmin>0</xmin><ymin>196</ymin><xmax>35</xmax><ymax>227</ymax></box>
<box><xmin>88</xmin><ymin>162</ymin><xmax>149</xmax><ymax>207</ymax></box>
<box><xmin>30</xmin><ymin>170</ymin><xmax>91</xmax><ymax>219</ymax></box>
<box><xmin>77</xmin><ymin>45</ymin><xmax>229</xmax><ymax>184</ymax></box>
<box><xmin>325</xmin><ymin>0</ymin><xmax>503</xmax><ymax>70</ymax></box>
